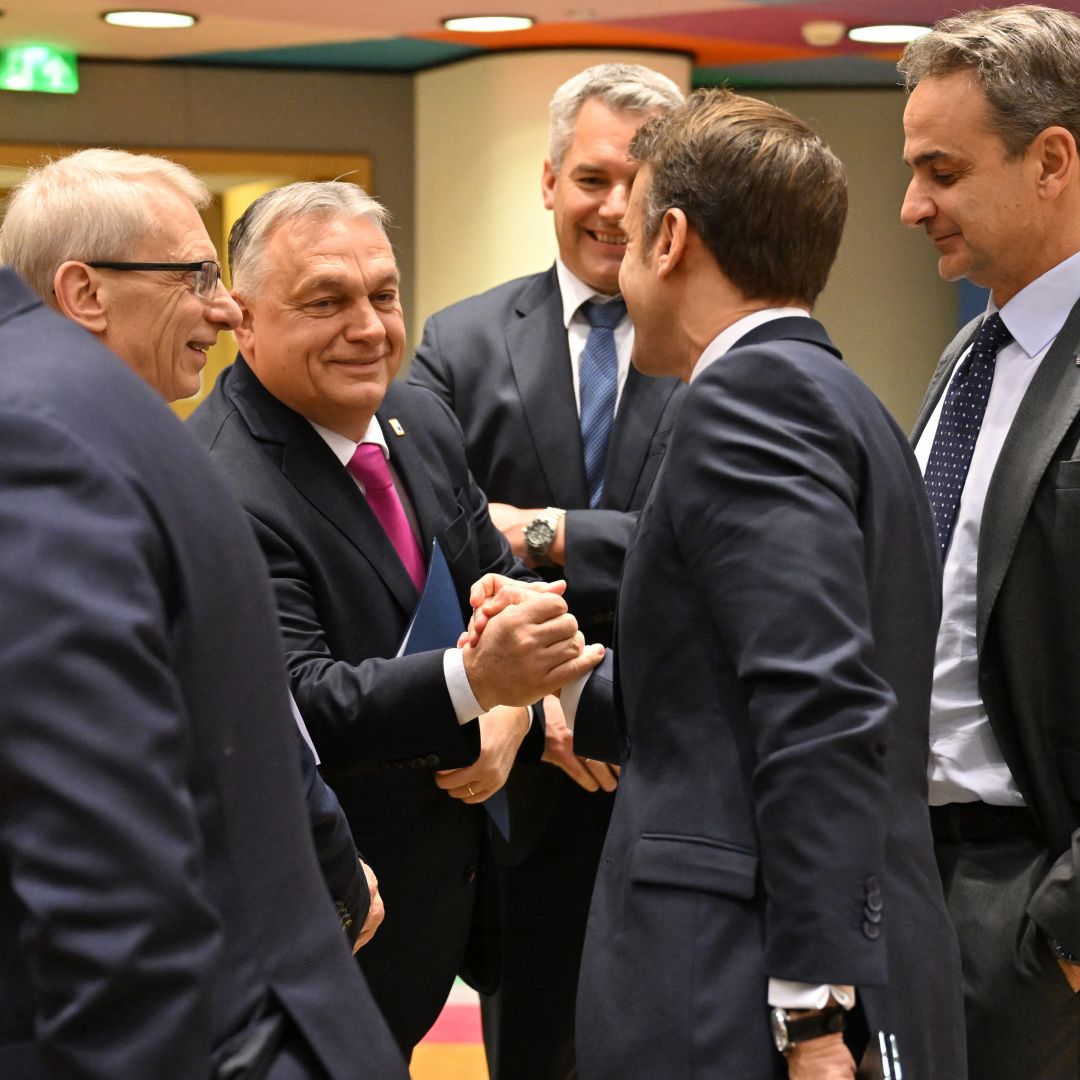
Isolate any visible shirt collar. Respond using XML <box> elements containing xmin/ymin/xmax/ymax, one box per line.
<box><xmin>690</xmin><ymin>307</ymin><xmax>811</xmax><ymax>382</ymax></box>
<box><xmin>309</xmin><ymin>415</ymin><xmax>388</xmax><ymax>468</ymax></box>
<box><xmin>554</xmin><ymin>258</ymin><xmax>624</xmax><ymax>329</ymax></box>
<box><xmin>996</xmin><ymin>248</ymin><xmax>1080</xmax><ymax>359</ymax></box>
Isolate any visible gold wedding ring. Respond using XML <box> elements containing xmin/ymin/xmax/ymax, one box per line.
<box><xmin>467</xmin><ymin>783</ymin><xmax>476</xmax><ymax>797</ymax></box>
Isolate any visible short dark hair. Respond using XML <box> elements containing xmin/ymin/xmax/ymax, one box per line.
<box><xmin>629</xmin><ymin>88</ymin><xmax>847</xmax><ymax>306</ymax></box>
<box><xmin>898</xmin><ymin>5</ymin><xmax>1080</xmax><ymax>158</ymax></box>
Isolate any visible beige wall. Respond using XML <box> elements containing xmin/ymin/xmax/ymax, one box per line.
<box><xmin>764</xmin><ymin>88</ymin><xmax>957</xmax><ymax>429</ymax></box>
<box><xmin>0</xmin><ymin>60</ymin><xmax>417</xmax><ymax>319</ymax></box>
<box><xmin>413</xmin><ymin>49</ymin><xmax>692</xmax><ymax>338</ymax></box>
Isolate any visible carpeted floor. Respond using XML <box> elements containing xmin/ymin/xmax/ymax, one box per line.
<box><xmin>410</xmin><ymin>980</ymin><xmax>486</xmax><ymax>1080</ymax></box>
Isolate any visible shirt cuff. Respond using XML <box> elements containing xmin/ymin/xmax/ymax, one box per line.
<box><xmin>443</xmin><ymin>648</ymin><xmax>483</xmax><ymax>725</ymax></box>
<box><xmin>559</xmin><ymin>672</ymin><xmax>590</xmax><ymax>732</ymax></box>
<box><xmin>767</xmin><ymin>981</ymin><xmax>856</xmax><ymax>1010</ymax></box>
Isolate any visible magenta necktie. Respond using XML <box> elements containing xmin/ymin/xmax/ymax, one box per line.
<box><xmin>346</xmin><ymin>443</ymin><xmax>427</xmax><ymax>592</ymax></box>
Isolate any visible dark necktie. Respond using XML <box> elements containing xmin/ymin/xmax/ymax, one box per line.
<box><xmin>579</xmin><ymin>298</ymin><xmax>626</xmax><ymax>509</ymax></box>
<box><xmin>923</xmin><ymin>312</ymin><xmax>1013</xmax><ymax>559</ymax></box>
<box><xmin>347</xmin><ymin>443</ymin><xmax>427</xmax><ymax>592</ymax></box>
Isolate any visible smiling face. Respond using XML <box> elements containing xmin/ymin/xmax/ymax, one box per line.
<box><xmin>234</xmin><ymin>213</ymin><xmax>405</xmax><ymax>440</ymax></box>
<box><xmin>542</xmin><ymin>98</ymin><xmax>655</xmax><ymax>296</ymax></box>
<box><xmin>901</xmin><ymin>71</ymin><xmax>1047</xmax><ymax>306</ymax></box>
<box><xmin>98</xmin><ymin>183</ymin><xmax>241</xmax><ymax>401</ymax></box>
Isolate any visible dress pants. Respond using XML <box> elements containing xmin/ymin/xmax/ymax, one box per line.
<box><xmin>934</xmin><ymin>808</ymin><xmax>1079</xmax><ymax>1080</ymax></box>
<box><xmin>481</xmin><ymin>777</ymin><xmax>614</xmax><ymax>1080</ymax></box>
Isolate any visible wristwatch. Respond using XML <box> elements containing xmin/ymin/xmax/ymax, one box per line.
<box><xmin>523</xmin><ymin>506</ymin><xmax>565</xmax><ymax>566</ymax></box>
<box><xmin>770</xmin><ymin>1005</ymin><xmax>846</xmax><ymax>1054</ymax></box>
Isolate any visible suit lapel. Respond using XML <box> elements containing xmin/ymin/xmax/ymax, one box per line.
<box><xmin>977</xmin><ymin>294</ymin><xmax>1080</xmax><ymax>649</ymax></box>
<box><xmin>911</xmin><ymin>317</ymin><xmax>981</xmax><ymax>443</ymax></box>
<box><xmin>507</xmin><ymin>269</ymin><xmax>590</xmax><ymax>506</ymax></box>
<box><xmin>378</xmin><ymin>399</ymin><xmax>443</xmax><ymax>572</ymax></box>
<box><xmin>225</xmin><ymin>358</ymin><xmax>419</xmax><ymax>614</ymax></box>
<box><xmin>603</xmin><ymin>365</ymin><xmax>678</xmax><ymax>510</ymax></box>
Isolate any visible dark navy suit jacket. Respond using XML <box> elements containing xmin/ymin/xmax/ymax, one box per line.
<box><xmin>188</xmin><ymin>357</ymin><xmax>535</xmax><ymax>1050</ymax></box>
<box><xmin>574</xmin><ymin>318</ymin><xmax>967</xmax><ymax>1079</ymax></box>
<box><xmin>0</xmin><ymin>269</ymin><xmax>405</xmax><ymax>1079</ymax></box>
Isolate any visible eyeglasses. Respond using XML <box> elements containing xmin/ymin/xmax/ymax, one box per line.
<box><xmin>85</xmin><ymin>260</ymin><xmax>222</xmax><ymax>299</ymax></box>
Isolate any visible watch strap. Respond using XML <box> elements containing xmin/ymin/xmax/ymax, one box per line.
<box><xmin>772</xmin><ymin>1003</ymin><xmax>846</xmax><ymax>1053</ymax></box>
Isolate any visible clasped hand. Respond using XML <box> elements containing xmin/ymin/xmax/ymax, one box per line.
<box><xmin>459</xmin><ymin>575</ymin><xmax>604</xmax><ymax>710</ymax></box>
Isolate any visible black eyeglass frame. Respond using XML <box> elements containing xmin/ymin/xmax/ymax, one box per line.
<box><xmin>85</xmin><ymin>260</ymin><xmax>221</xmax><ymax>299</ymax></box>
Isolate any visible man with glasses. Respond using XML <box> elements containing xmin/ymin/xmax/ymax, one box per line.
<box><xmin>0</xmin><ymin>148</ymin><xmax>406</xmax><ymax>1078</ymax></box>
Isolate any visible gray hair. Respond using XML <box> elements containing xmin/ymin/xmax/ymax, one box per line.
<box><xmin>229</xmin><ymin>181</ymin><xmax>390</xmax><ymax>299</ymax></box>
<box><xmin>548</xmin><ymin>63</ymin><xmax>684</xmax><ymax>172</ymax></box>
<box><xmin>898</xmin><ymin>4</ymin><xmax>1080</xmax><ymax>157</ymax></box>
<box><xmin>0</xmin><ymin>147</ymin><xmax>209</xmax><ymax>302</ymax></box>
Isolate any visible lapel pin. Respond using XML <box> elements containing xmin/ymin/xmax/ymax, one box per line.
<box><xmin>389</xmin><ymin>418</ymin><xmax>405</xmax><ymax>437</ymax></box>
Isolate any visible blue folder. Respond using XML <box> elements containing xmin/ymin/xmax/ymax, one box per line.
<box><xmin>399</xmin><ymin>539</ymin><xmax>511</xmax><ymax>840</ymax></box>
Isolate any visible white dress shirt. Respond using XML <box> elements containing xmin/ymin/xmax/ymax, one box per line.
<box><xmin>555</xmin><ymin>258</ymin><xmax>634</xmax><ymax>413</ymax></box>
<box><xmin>310</xmin><ymin>417</ymin><xmax>483</xmax><ymax>726</ymax></box>
<box><xmin>915</xmin><ymin>249</ymin><xmax>1080</xmax><ymax>806</ymax></box>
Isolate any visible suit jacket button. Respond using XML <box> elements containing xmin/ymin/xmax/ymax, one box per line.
<box><xmin>863</xmin><ymin>920</ymin><xmax>881</xmax><ymax>940</ymax></box>
<box><xmin>425</xmin><ymin>754</ymin><xmax>440</xmax><ymax>767</ymax></box>
<box><xmin>864</xmin><ymin>907</ymin><xmax>882</xmax><ymax>924</ymax></box>
<box><xmin>463</xmin><ymin>864</ymin><xmax>478</xmax><ymax>885</ymax></box>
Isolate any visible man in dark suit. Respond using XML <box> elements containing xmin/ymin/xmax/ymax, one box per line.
<box><xmin>409</xmin><ymin>62</ymin><xmax>683</xmax><ymax>1078</ymax></box>
<box><xmin>0</xmin><ymin>154</ymin><xmax>406</xmax><ymax>1077</ymax></box>
<box><xmin>899</xmin><ymin>7</ymin><xmax>1080</xmax><ymax>1077</ymax></box>
<box><xmin>188</xmin><ymin>181</ymin><xmax>600</xmax><ymax>1055</ymax></box>
<box><xmin>2</xmin><ymin>147</ymin><xmax>384</xmax><ymax>958</ymax></box>
<box><xmin>472</xmin><ymin>88</ymin><xmax>966</xmax><ymax>1078</ymax></box>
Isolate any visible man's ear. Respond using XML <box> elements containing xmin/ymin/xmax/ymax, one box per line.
<box><xmin>655</xmin><ymin>208</ymin><xmax>689</xmax><ymax>280</ymax></box>
<box><xmin>541</xmin><ymin>159</ymin><xmax>557</xmax><ymax>211</ymax></box>
<box><xmin>232</xmin><ymin>292</ymin><xmax>256</xmax><ymax>358</ymax></box>
<box><xmin>53</xmin><ymin>262</ymin><xmax>108</xmax><ymax>334</ymax></box>
<box><xmin>1033</xmin><ymin>126</ymin><xmax>1077</xmax><ymax>200</ymax></box>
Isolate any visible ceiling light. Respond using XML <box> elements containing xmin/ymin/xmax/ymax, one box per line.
<box><xmin>442</xmin><ymin>15</ymin><xmax>534</xmax><ymax>32</ymax></box>
<box><xmin>102</xmin><ymin>10</ymin><xmax>198</xmax><ymax>29</ymax></box>
<box><xmin>848</xmin><ymin>24</ymin><xmax>930</xmax><ymax>44</ymax></box>
<box><xmin>801</xmin><ymin>20</ymin><xmax>846</xmax><ymax>47</ymax></box>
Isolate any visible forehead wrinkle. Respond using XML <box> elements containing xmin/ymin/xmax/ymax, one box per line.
<box><xmin>905</xmin><ymin>149</ymin><xmax>951</xmax><ymax>168</ymax></box>
<box><xmin>291</xmin><ymin>260</ymin><xmax>399</xmax><ymax>299</ymax></box>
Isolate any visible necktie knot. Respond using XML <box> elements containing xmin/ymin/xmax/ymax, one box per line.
<box><xmin>974</xmin><ymin>312</ymin><xmax>1012</xmax><ymax>358</ymax></box>
<box><xmin>582</xmin><ymin>297</ymin><xmax>626</xmax><ymax>331</ymax></box>
<box><xmin>346</xmin><ymin>442</ymin><xmax>393</xmax><ymax>492</ymax></box>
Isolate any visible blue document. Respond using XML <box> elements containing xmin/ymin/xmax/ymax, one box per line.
<box><xmin>399</xmin><ymin>539</ymin><xmax>511</xmax><ymax>840</ymax></box>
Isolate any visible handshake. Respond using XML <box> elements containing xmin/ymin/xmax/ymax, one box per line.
<box><xmin>459</xmin><ymin>573</ymin><xmax>605</xmax><ymax>710</ymax></box>
<box><xmin>433</xmin><ymin>575</ymin><xmax>606</xmax><ymax>808</ymax></box>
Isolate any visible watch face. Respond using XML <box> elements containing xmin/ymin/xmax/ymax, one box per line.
<box><xmin>525</xmin><ymin>519</ymin><xmax>555</xmax><ymax>553</ymax></box>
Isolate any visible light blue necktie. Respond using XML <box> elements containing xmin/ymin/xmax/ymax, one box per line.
<box><xmin>579</xmin><ymin>298</ymin><xmax>626</xmax><ymax>508</ymax></box>
<box><xmin>922</xmin><ymin>311</ymin><xmax>1012</xmax><ymax>559</ymax></box>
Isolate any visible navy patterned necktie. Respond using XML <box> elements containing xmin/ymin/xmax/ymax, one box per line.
<box><xmin>579</xmin><ymin>297</ymin><xmax>626</xmax><ymax>508</ymax></box>
<box><xmin>923</xmin><ymin>312</ymin><xmax>1013</xmax><ymax>559</ymax></box>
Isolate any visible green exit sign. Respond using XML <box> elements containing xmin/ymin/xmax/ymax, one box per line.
<box><xmin>0</xmin><ymin>46</ymin><xmax>79</xmax><ymax>94</ymax></box>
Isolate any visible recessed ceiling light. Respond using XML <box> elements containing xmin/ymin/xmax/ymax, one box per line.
<box><xmin>102</xmin><ymin>10</ymin><xmax>198</xmax><ymax>29</ymax></box>
<box><xmin>802</xmin><ymin>20</ymin><xmax>846</xmax><ymax>47</ymax></box>
<box><xmin>442</xmin><ymin>15</ymin><xmax>534</xmax><ymax>32</ymax></box>
<box><xmin>848</xmin><ymin>24</ymin><xmax>930</xmax><ymax>44</ymax></box>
